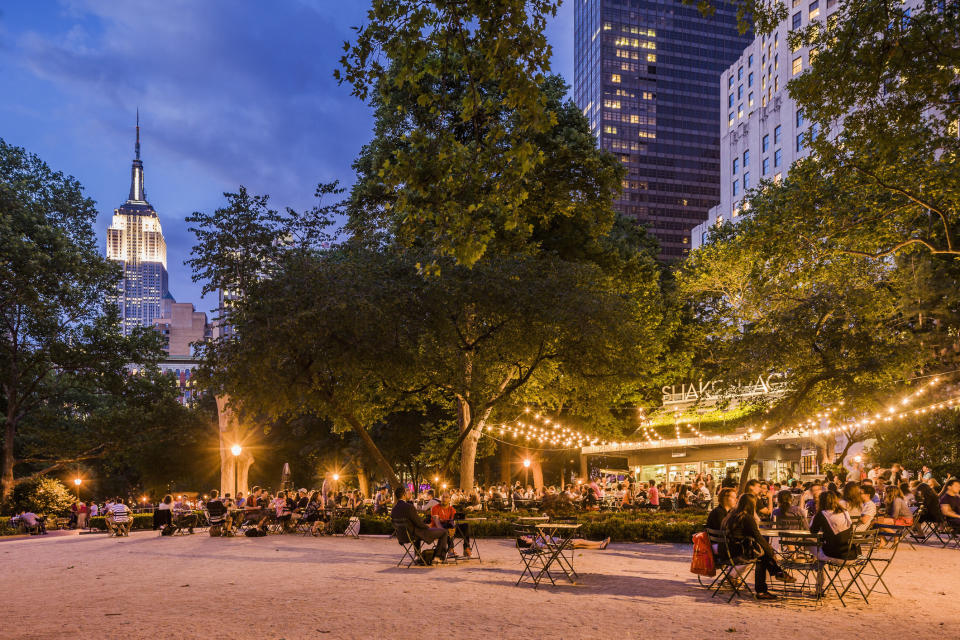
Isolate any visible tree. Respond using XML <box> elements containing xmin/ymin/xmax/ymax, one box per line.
<box><xmin>186</xmin><ymin>184</ymin><xmax>343</xmax><ymax>493</ymax></box>
<box><xmin>9</xmin><ymin>476</ymin><xmax>73</xmax><ymax>515</ymax></box>
<box><xmin>338</xmin><ymin>0</ymin><xmax>567</xmax><ymax>268</ymax></box>
<box><xmin>678</xmin><ymin>184</ymin><xmax>931</xmax><ymax>490</ymax></box>
<box><xmin>868</xmin><ymin>408</ymin><xmax>960</xmax><ymax>480</ymax></box>
<box><xmin>0</xmin><ymin>139</ymin><xmax>168</xmax><ymax>503</ymax></box>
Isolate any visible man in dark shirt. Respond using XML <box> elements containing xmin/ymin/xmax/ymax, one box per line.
<box><xmin>391</xmin><ymin>486</ymin><xmax>449</xmax><ymax>565</ymax></box>
<box><xmin>939</xmin><ymin>478</ymin><xmax>960</xmax><ymax>527</ymax></box>
<box><xmin>707</xmin><ymin>487</ymin><xmax>737</xmax><ymax>530</ymax></box>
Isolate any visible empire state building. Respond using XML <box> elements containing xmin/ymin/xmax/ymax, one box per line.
<box><xmin>106</xmin><ymin>116</ymin><xmax>170</xmax><ymax>335</ymax></box>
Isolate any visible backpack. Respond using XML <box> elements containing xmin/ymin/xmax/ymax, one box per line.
<box><xmin>245</xmin><ymin>527</ymin><xmax>267</xmax><ymax>537</ymax></box>
<box><xmin>209</xmin><ymin>524</ymin><xmax>222</xmax><ymax>537</ymax></box>
<box><xmin>161</xmin><ymin>524</ymin><xmax>175</xmax><ymax>536</ymax></box>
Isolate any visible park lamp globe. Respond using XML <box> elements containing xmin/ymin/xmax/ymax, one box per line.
<box><xmin>73</xmin><ymin>478</ymin><xmax>82</xmax><ymax>486</ymax></box>
<box><xmin>230</xmin><ymin>444</ymin><xmax>242</xmax><ymax>457</ymax></box>
<box><xmin>523</xmin><ymin>459</ymin><xmax>531</xmax><ymax>468</ymax></box>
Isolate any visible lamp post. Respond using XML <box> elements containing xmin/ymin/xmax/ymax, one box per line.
<box><xmin>231</xmin><ymin>444</ymin><xmax>242</xmax><ymax>499</ymax></box>
<box><xmin>523</xmin><ymin>458</ymin><xmax>531</xmax><ymax>488</ymax></box>
<box><xmin>73</xmin><ymin>477</ymin><xmax>81</xmax><ymax>501</ymax></box>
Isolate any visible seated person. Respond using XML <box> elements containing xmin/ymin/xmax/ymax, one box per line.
<box><xmin>722</xmin><ymin>493</ymin><xmax>795</xmax><ymax>601</ymax></box>
<box><xmin>707</xmin><ymin>487</ymin><xmax>737</xmax><ymax>531</ymax></box>
<box><xmin>106</xmin><ymin>500</ymin><xmax>132</xmax><ymax>537</ymax></box>
<box><xmin>418</xmin><ymin>489</ymin><xmax>439</xmax><ymax>513</ymax></box>
<box><xmin>857</xmin><ymin>484</ymin><xmax>878</xmax><ymax>531</ymax></box>
<box><xmin>391</xmin><ymin>486</ymin><xmax>449</xmax><ymax>565</ymax></box>
<box><xmin>810</xmin><ymin>490</ymin><xmax>858</xmax><ymax>593</ymax></box>
<box><xmin>15</xmin><ymin>511</ymin><xmax>43</xmax><ymax>534</ymax></box>
<box><xmin>940</xmin><ymin>478</ymin><xmax>960</xmax><ymax>528</ymax></box>
<box><xmin>431</xmin><ymin>492</ymin><xmax>470</xmax><ymax>558</ymax></box>
<box><xmin>772</xmin><ymin>489</ymin><xmax>806</xmax><ymax>524</ymax></box>
<box><xmin>172</xmin><ymin>497</ymin><xmax>198</xmax><ymax>534</ymax></box>
<box><xmin>302</xmin><ymin>491</ymin><xmax>326</xmax><ymax>536</ymax></box>
<box><xmin>205</xmin><ymin>490</ymin><xmax>233</xmax><ymax>536</ymax></box>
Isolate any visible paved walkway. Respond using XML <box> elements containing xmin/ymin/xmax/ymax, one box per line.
<box><xmin>2</xmin><ymin>531</ymin><xmax>957</xmax><ymax>639</ymax></box>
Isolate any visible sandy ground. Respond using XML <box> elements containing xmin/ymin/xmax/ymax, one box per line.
<box><xmin>1</xmin><ymin>530</ymin><xmax>958</xmax><ymax>640</ymax></box>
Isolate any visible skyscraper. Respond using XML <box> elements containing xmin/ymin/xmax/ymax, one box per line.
<box><xmin>106</xmin><ymin>114</ymin><xmax>170</xmax><ymax>335</ymax></box>
<box><xmin>574</xmin><ymin>0</ymin><xmax>753</xmax><ymax>258</ymax></box>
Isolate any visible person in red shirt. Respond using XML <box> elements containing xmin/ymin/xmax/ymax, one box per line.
<box><xmin>648</xmin><ymin>482</ymin><xmax>660</xmax><ymax>508</ymax></box>
<box><xmin>431</xmin><ymin>493</ymin><xmax>471</xmax><ymax>558</ymax></box>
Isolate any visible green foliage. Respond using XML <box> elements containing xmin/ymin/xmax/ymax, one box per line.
<box><xmin>330</xmin><ymin>510</ymin><xmax>705</xmax><ymax>542</ymax></box>
<box><xmin>9</xmin><ymin>477</ymin><xmax>74</xmax><ymax>515</ymax></box>
<box><xmin>86</xmin><ymin>513</ymin><xmax>154</xmax><ymax>531</ymax></box>
<box><xmin>867</xmin><ymin>408</ymin><xmax>960</xmax><ymax>480</ymax></box>
<box><xmin>0</xmin><ymin>138</ymin><xmax>173</xmax><ymax>503</ymax></box>
<box><xmin>338</xmin><ymin>0</ymin><xmax>563</xmax><ymax>267</ymax></box>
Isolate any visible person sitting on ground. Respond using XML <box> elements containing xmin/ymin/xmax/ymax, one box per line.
<box><xmin>106</xmin><ymin>499</ymin><xmax>132</xmax><ymax>537</ymax></box>
<box><xmin>707</xmin><ymin>487</ymin><xmax>737</xmax><ymax>532</ymax></box>
<box><xmin>391</xmin><ymin>485</ymin><xmax>449</xmax><ymax>565</ymax></box>
<box><xmin>431</xmin><ymin>492</ymin><xmax>471</xmax><ymax>559</ymax></box>
<box><xmin>205</xmin><ymin>490</ymin><xmax>234</xmax><ymax>536</ymax></box>
<box><xmin>721</xmin><ymin>493</ymin><xmax>795</xmax><ymax>601</ymax></box>
<box><xmin>939</xmin><ymin>478</ymin><xmax>960</xmax><ymax>528</ymax></box>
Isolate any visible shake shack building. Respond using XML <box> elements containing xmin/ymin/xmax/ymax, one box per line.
<box><xmin>580</xmin><ymin>376</ymin><xmax>823</xmax><ymax>485</ymax></box>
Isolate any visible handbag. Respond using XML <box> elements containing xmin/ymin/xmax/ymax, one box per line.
<box><xmin>690</xmin><ymin>532</ymin><xmax>716</xmax><ymax>576</ymax></box>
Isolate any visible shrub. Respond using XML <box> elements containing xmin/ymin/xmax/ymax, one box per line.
<box><xmin>8</xmin><ymin>477</ymin><xmax>74</xmax><ymax>516</ymax></box>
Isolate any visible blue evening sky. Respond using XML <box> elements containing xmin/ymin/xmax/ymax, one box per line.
<box><xmin>0</xmin><ymin>1</ymin><xmax>574</xmax><ymax>315</ymax></box>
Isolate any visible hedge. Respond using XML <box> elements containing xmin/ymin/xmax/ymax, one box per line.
<box><xmin>2</xmin><ymin>511</ymin><xmax>707</xmax><ymax>543</ymax></box>
<box><xmin>87</xmin><ymin>514</ymin><xmax>155</xmax><ymax>531</ymax></box>
<box><xmin>329</xmin><ymin>511</ymin><xmax>705</xmax><ymax>543</ymax></box>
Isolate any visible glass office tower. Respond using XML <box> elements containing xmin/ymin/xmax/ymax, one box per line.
<box><xmin>574</xmin><ymin>0</ymin><xmax>752</xmax><ymax>258</ymax></box>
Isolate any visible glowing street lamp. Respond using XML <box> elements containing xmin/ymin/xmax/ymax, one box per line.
<box><xmin>73</xmin><ymin>477</ymin><xmax>82</xmax><ymax>501</ymax></box>
<box><xmin>231</xmin><ymin>445</ymin><xmax>242</xmax><ymax>500</ymax></box>
<box><xmin>523</xmin><ymin>458</ymin><xmax>531</xmax><ymax>487</ymax></box>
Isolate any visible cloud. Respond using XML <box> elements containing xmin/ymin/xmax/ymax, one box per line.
<box><xmin>15</xmin><ymin>0</ymin><xmax>372</xmax><ymax>210</ymax></box>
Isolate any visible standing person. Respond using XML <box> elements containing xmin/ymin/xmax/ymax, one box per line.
<box><xmin>647</xmin><ymin>482</ymin><xmax>660</xmax><ymax>509</ymax></box>
<box><xmin>706</xmin><ymin>474</ymin><xmax>716</xmax><ymax>506</ymax></box>
<box><xmin>922</xmin><ymin>465</ymin><xmax>934</xmax><ymax>482</ymax></box>
<box><xmin>721</xmin><ymin>469</ymin><xmax>738</xmax><ymax>489</ymax></box>
<box><xmin>76</xmin><ymin>501</ymin><xmax>88</xmax><ymax>530</ymax></box>
<box><xmin>721</xmin><ymin>493</ymin><xmax>795</xmax><ymax>600</ymax></box>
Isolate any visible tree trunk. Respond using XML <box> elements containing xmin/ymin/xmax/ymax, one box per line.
<box><xmin>357</xmin><ymin>466</ymin><xmax>370</xmax><ymax>497</ymax></box>
<box><xmin>738</xmin><ymin>442</ymin><xmax>760</xmax><ymax>493</ymax></box>
<box><xmin>342</xmin><ymin>413</ymin><xmax>401</xmax><ymax>488</ymax></box>
<box><xmin>1</xmin><ymin>413</ymin><xmax>15</xmax><ymax>504</ymax></box>
<box><xmin>216</xmin><ymin>395</ymin><xmax>255</xmax><ymax>498</ymax></box>
<box><xmin>531</xmin><ymin>453</ymin><xmax>544</xmax><ymax>492</ymax></box>
<box><xmin>499</xmin><ymin>443</ymin><xmax>512</xmax><ymax>484</ymax></box>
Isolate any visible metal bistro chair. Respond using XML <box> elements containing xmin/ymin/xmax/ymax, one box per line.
<box><xmin>391</xmin><ymin>519</ymin><xmax>438</xmax><ymax>568</ymax></box>
<box><xmin>818</xmin><ymin>529</ymin><xmax>878</xmax><ymax>607</ymax></box>
<box><xmin>515</xmin><ymin>523</ymin><xmax>555</xmax><ymax>588</ymax></box>
<box><xmin>775</xmin><ymin>531</ymin><xmax>821</xmax><ymax>601</ymax></box>
<box><xmin>861</xmin><ymin>522</ymin><xmax>909</xmax><ymax>599</ymax></box>
<box><xmin>706</xmin><ymin>528</ymin><xmax>757</xmax><ymax>602</ymax></box>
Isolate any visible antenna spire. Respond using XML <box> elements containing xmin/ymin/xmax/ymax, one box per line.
<box><xmin>135</xmin><ymin>108</ymin><xmax>141</xmax><ymax>161</ymax></box>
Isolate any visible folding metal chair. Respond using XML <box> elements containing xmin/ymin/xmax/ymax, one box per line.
<box><xmin>775</xmin><ymin>531</ymin><xmax>821</xmax><ymax>600</ymax></box>
<box><xmin>340</xmin><ymin>505</ymin><xmax>363</xmax><ymax>539</ymax></box>
<box><xmin>818</xmin><ymin>530</ymin><xmax>877</xmax><ymax>607</ymax></box>
<box><xmin>393</xmin><ymin>520</ymin><xmax>442</xmax><ymax>568</ymax></box>
<box><xmin>861</xmin><ymin>523</ymin><xmax>908</xmax><ymax>598</ymax></box>
<box><xmin>909</xmin><ymin>504</ymin><xmax>937</xmax><ymax>544</ymax></box>
<box><xmin>708</xmin><ymin>528</ymin><xmax>757</xmax><ymax>602</ymax></box>
<box><xmin>515</xmin><ymin>524</ymin><xmax>554</xmax><ymax>588</ymax></box>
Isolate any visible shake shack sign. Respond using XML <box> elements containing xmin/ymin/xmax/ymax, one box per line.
<box><xmin>662</xmin><ymin>374</ymin><xmax>788</xmax><ymax>407</ymax></box>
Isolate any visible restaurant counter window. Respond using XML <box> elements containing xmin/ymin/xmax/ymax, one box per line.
<box><xmin>800</xmin><ymin>449</ymin><xmax>818</xmax><ymax>475</ymax></box>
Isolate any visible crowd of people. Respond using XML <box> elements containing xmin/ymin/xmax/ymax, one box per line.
<box><xmin>703</xmin><ymin>463</ymin><xmax>960</xmax><ymax>601</ymax></box>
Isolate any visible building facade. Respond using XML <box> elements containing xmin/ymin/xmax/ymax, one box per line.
<box><xmin>106</xmin><ymin>117</ymin><xmax>170</xmax><ymax>334</ymax></box>
<box><xmin>574</xmin><ymin>0</ymin><xmax>753</xmax><ymax>258</ymax></box>
<box><xmin>154</xmin><ymin>299</ymin><xmax>211</xmax><ymax>358</ymax></box>
<box><xmin>691</xmin><ymin>0</ymin><xmax>837</xmax><ymax>248</ymax></box>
